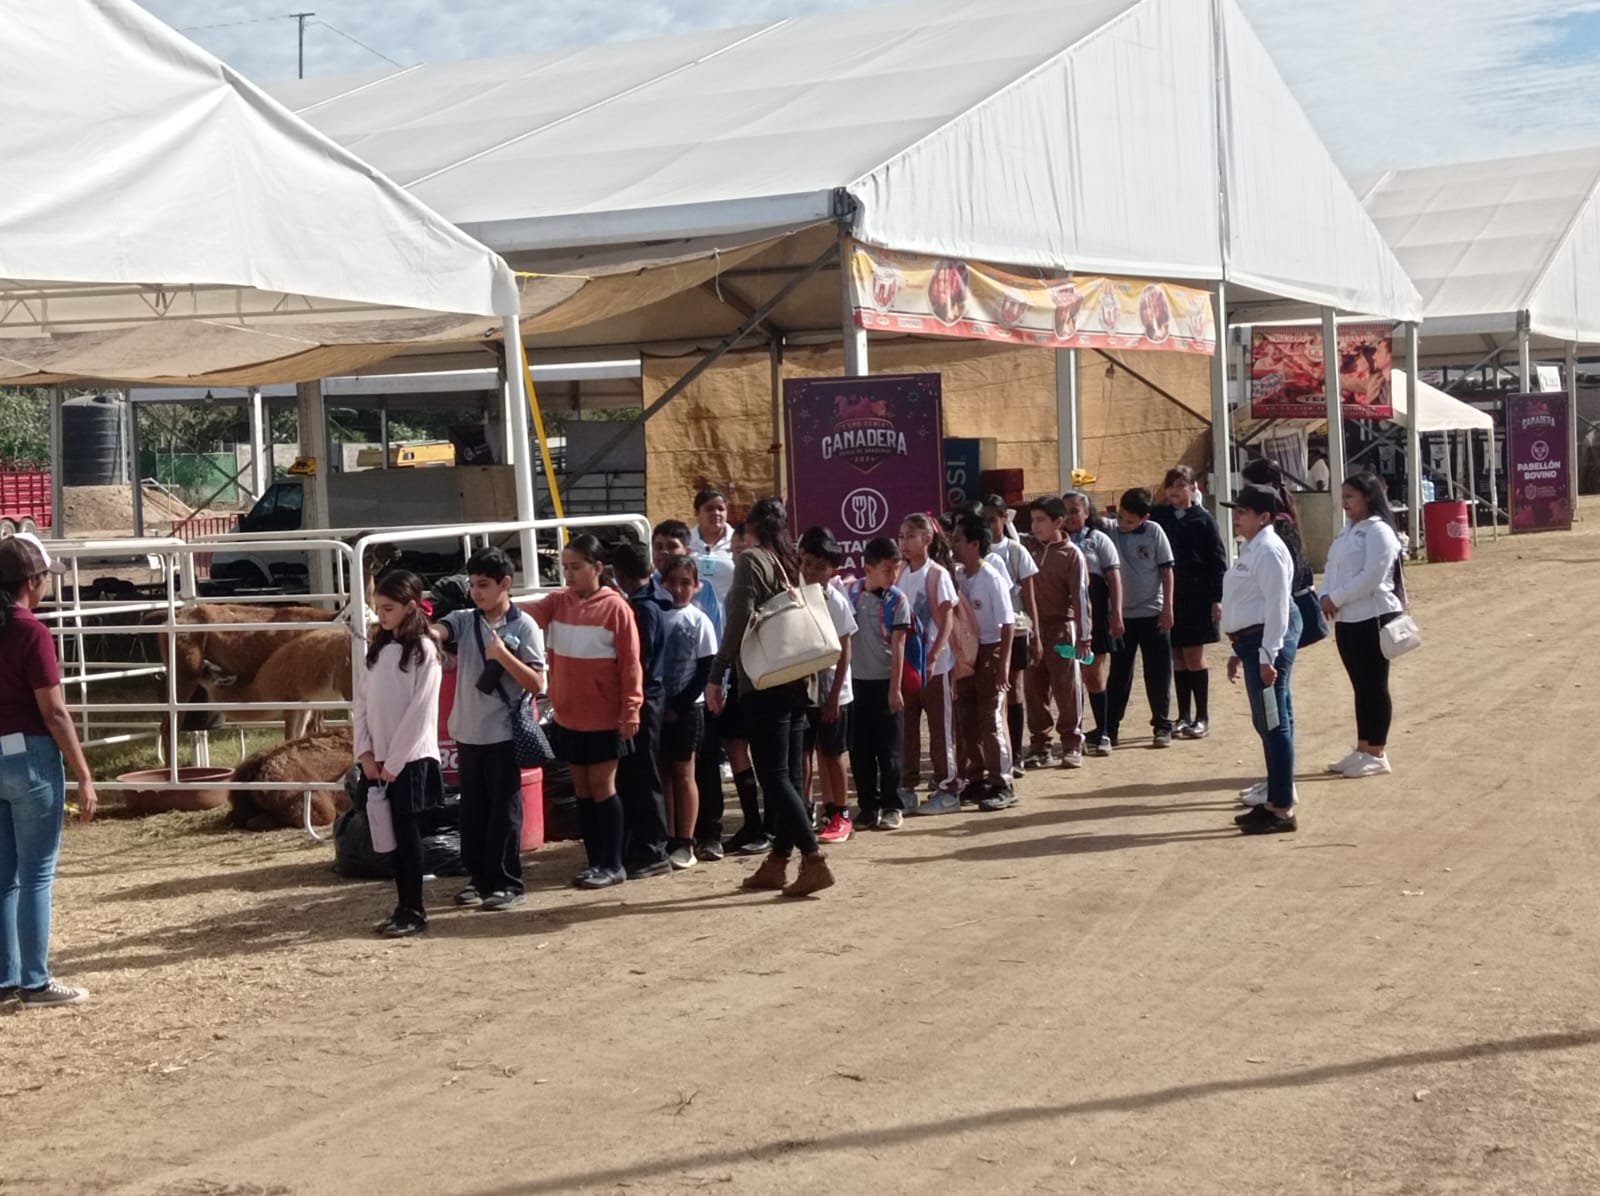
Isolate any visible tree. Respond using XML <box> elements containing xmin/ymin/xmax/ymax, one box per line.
<box><xmin>0</xmin><ymin>388</ymin><xmax>49</xmax><ymax>466</ymax></box>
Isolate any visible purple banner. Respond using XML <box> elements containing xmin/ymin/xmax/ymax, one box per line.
<box><xmin>784</xmin><ymin>373</ymin><xmax>944</xmax><ymax>571</ymax></box>
<box><xmin>1507</xmin><ymin>392</ymin><xmax>1573</xmax><ymax>534</ymax></box>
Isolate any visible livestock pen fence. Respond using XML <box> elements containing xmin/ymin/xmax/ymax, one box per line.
<box><xmin>41</xmin><ymin>514</ymin><xmax>648</xmax><ymax>839</ymax></box>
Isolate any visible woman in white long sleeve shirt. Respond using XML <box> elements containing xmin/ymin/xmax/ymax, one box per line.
<box><xmin>1318</xmin><ymin>472</ymin><xmax>1404</xmax><ymax>780</ymax></box>
<box><xmin>1221</xmin><ymin>485</ymin><xmax>1301</xmax><ymax>835</ymax></box>
<box><xmin>355</xmin><ymin>571</ymin><xmax>444</xmax><ymax>937</ymax></box>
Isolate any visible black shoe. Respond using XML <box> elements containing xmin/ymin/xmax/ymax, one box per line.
<box><xmin>576</xmin><ymin>867</ymin><xmax>626</xmax><ymax>890</ymax></box>
<box><xmin>453</xmin><ymin>885</ymin><xmax>484</xmax><ymax>908</ymax></box>
<box><xmin>480</xmin><ymin>890</ymin><xmax>526</xmax><ymax>911</ymax></box>
<box><xmin>1151</xmin><ymin>728</ymin><xmax>1173</xmax><ymax>749</ymax></box>
<box><xmin>382</xmin><ymin>916</ymin><xmax>427</xmax><ymax>938</ymax></box>
<box><xmin>724</xmin><ymin>829</ymin><xmax>769</xmax><ymax>856</ymax></box>
<box><xmin>696</xmin><ymin>838</ymin><xmax>726</xmax><ymax>862</ymax></box>
<box><xmin>1180</xmin><ymin>719</ymin><xmax>1209</xmax><ymax>740</ymax></box>
<box><xmin>1237</xmin><ymin>806</ymin><xmax>1297</xmax><ymax>835</ymax></box>
<box><xmin>626</xmin><ymin>859</ymin><xmax>673</xmax><ymax>880</ymax></box>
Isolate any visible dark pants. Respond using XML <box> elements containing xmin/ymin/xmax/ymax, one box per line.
<box><xmin>743</xmin><ymin>683</ymin><xmax>818</xmax><ymax>857</ymax></box>
<box><xmin>1335</xmin><ymin>615</ymin><xmax>1398</xmax><ymax>744</ymax></box>
<box><xmin>389</xmin><ymin>799</ymin><xmax>426</xmax><ymax>920</ymax></box>
<box><xmin>618</xmin><ymin>697</ymin><xmax>669</xmax><ymax>869</ymax></box>
<box><xmin>850</xmin><ymin>679</ymin><xmax>904</xmax><ymax>812</ymax></box>
<box><xmin>693</xmin><ymin>710</ymin><xmax>725</xmax><ymax>842</ymax></box>
<box><xmin>458</xmin><ymin>740</ymin><xmax>523</xmax><ymax>897</ymax></box>
<box><xmin>1235</xmin><ymin>607</ymin><xmax>1301</xmax><ymax>808</ymax></box>
<box><xmin>1106</xmin><ymin>615</ymin><xmax>1173</xmax><ymax>741</ymax></box>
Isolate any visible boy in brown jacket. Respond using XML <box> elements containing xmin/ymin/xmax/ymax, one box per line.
<box><xmin>1023</xmin><ymin>497</ymin><xmax>1092</xmax><ymax>768</ymax></box>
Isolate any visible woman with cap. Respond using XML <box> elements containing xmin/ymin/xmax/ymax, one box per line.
<box><xmin>1220</xmin><ymin>488</ymin><xmax>1301</xmax><ymax>834</ymax></box>
<box><xmin>0</xmin><ymin>534</ymin><xmax>97</xmax><ymax>1009</ymax></box>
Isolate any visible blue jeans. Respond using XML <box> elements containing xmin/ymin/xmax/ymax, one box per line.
<box><xmin>0</xmin><ymin>735</ymin><xmax>66</xmax><ymax>990</ymax></box>
<box><xmin>1234</xmin><ymin>606</ymin><xmax>1301</xmax><ymax>810</ymax></box>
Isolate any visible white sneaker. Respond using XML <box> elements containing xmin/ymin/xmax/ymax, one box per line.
<box><xmin>1327</xmin><ymin>749</ymin><xmax>1363</xmax><ymax>774</ymax></box>
<box><xmin>1341</xmin><ymin>752</ymin><xmax>1392</xmax><ymax>779</ymax></box>
<box><xmin>668</xmin><ymin>844</ymin><xmax>697</xmax><ymax>870</ymax></box>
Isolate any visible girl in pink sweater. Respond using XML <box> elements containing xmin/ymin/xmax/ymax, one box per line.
<box><xmin>527</xmin><ymin>535</ymin><xmax>643</xmax><ymax>889</ymax></box>
<box><xmin>355</xmin><ymin>570</ymin><xmax>444</xmax><ymax>938</ymax></box>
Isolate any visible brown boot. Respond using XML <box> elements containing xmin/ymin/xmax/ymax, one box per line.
<box><xmin>742</xmin><ymin>852</ymin><xmax>790</xmax><ymax>891</ymax></box>
<box><xmin>783</xmin><ymin>852</ymin><xmax>835</xmax><ymax>898</ymax></box>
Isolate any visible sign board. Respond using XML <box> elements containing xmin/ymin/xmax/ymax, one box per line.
<box><xmin>784</xmin><ymin>373</ymin><xmax>944</xmax><ymax>572</ymax></box>
<box><xmin>850</xmin><ymin>246</ymin><xmax>1216</xmax><ymax>357</ymax></box>
<box><xmin>944</xmin><ymin>437</ymin><xmax>983</xmax><ymax>511</ymax></box>
<box><xmin>1506</xmin><ymin>392</ymin><xmax>1573</xmax><ymax>533</ymax></box>
<box><xmin>1250</xmin><ymin>324</ymin><xmax>1395</xmax><ymax>420</ymax></box>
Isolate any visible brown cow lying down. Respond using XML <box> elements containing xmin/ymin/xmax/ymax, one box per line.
<box><xmin>228</xmin><ymin>728</ymin><xmax>354</xmax><ymax>831</ymax></box>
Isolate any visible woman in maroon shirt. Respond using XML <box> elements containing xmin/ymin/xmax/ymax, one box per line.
<box><xmin>0</xmin><ymin>534</ymin><xmax>96</xmax><ymax>1010</ymax></box>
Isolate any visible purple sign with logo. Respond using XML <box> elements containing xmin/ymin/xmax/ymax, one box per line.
<box><xmin>784</xmin><ymin>373</ymin><xmax>944</xmax><ymax>571</ymax></box>
<box><xmin>1507</xmin><ymin>392</ymin><xmax>1573</xmax><ymax>534</ymax></box>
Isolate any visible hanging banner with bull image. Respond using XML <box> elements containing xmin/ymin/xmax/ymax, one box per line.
<box><xmin>849</xmin><ymin>245</ymin><xmax>1217</xmax><ymax>357</ymax></box>
<box><xmin>1250</xmin><ymin>323</ymin><xmax>1396</xmax><ymax>420</ymax></box>
<box><xmin>1506</xmin><ymin>392</ymin><xmax>1574</xmax><ymax>534</ymax></box>
<box><xmin>784</xmin><ymin>373</ymin><xmax>944</xmax><ymax>573</ymax></box>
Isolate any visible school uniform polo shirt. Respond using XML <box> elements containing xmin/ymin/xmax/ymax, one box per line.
<box><xmin>1111</xmin><ymin>521</ymin><xmax>1175</xmax><ymax>618</ymax></box>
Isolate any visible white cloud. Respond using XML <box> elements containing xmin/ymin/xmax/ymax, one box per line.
<box><xmin>138</xmin><ymin>0</ymin><xmax>1600</xmax><ymax>172</ymax></box>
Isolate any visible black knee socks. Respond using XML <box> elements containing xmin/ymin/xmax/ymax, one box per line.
<box><xmin>1175</xmin><ymin>670</ymin><xmax>1193</xmax><ymax>723</ymax></box>
<box><xmin>1192</xmin><ymin>669</ymin><xmax>1210</xmax><ymax>723</ymax></box>
<box><xmin>733</xmin><ymin>767</ymin><xmax>761</xmax><ymax>829</ymax></box>
<box><xmin>1088</xmin><ymin>690</ymin><xmax>1108</xmax><ymax>737</ymax></box>
<box><xmin>1007</xmin><ymin>701</ymin><xmax>1024</xmax><ymax>761</ymax></box>
<box><xmin>576</xmin><ymin>798</ymin><xmax>599</xmax><ymax>867</ymax></box>
<box><xmin>594</xmin><ymin>795</ymin><xmax>625</xmax><ymax>873</ymax></box>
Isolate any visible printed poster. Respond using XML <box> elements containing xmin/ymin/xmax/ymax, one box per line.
<box><xmin>1251</xmin><ymin>324</ymin><xmax>1396</xmax><ymax>420</ymax></box>
<box><xmin>784</xmin><ymin>373</ymin><xmax>944</xmax><ymax>572</ymax></box>
<box><xmin>1506</xmin><ymin>392</ymin><xmax>1573</xmax><ymax>533</ymax></box>
<box><xmin>849</xmin><ymin>246</ymin><xmax>1216</xmax><ymax>357</ymax></box>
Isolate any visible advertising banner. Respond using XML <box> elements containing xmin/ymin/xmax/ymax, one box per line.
<box><xmin>1250</xmin><ymin>324</ymin><xmax>1396</xmax><ymax>420</ymax></box>
<box><xmin>849</xmin><ymin>246</ymin><xmax>1216</xmax><ymax>357</ymax></box>
<box><xmin>943</xmin><ymin>437</ymin><xmax>983</xmax><ymax>511</ymax></box>
<box><xmin>784</xmin><ymin>373</ymin><xmax>944</xmax><ymax>572</ymax></box>
<box><xmin>1506</xmin><ymin>392</ymin><xmax>1573</xmax><ymax>533</ymax></box>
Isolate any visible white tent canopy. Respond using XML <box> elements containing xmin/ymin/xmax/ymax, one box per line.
<box><xmin>266</xmin><ymin>0</ymin><xmax>1419</xmax><ymax>324</ymax></box>
<box><xmin>0</xmin><ymin>0</ymin><xmax>519</xmax><ymax>344</ymax></box>
<box><xmin>1358</xmin><ymin>146</ymin><xmax>1600</xmax><ymax>352</ymax></box>
<box><xmin>1390</xmin><ymin>370</ymin><xmax>1494</xmax><ymax>434</ymax></box>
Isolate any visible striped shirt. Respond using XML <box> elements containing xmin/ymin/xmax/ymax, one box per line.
<box><xmin>527</xmin><ymin>586</ymin><xmax>643</xmax><ymax>731</ymax></box>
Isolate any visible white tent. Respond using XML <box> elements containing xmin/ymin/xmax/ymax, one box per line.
<box><xmin>266</xmin><ymin>0</ymin><xmax>1417</xmax><ymax>326</ymax></box>
<box><xmin>1389</xmin><ymin>371</ymin><xmax>1494</xmax><ymax>434</ymax></box>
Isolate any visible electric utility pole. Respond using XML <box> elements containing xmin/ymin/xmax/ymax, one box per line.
<box><xmin>291</xmin><ymin>11</ymin><xmax>315</xmax><ymax>79</ymax></box>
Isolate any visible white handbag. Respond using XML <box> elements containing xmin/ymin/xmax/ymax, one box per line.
<box><xmin>1380</xmin><ymin>613</ymin><xmax>1421</xmax><ymax>660</ymax></box>
<box><xmin>739</xmin><ymin>557</ymin><xmax>842</xmax><ymax>690</ymax></box>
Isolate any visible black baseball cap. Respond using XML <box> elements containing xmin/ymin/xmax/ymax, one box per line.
<box><xmin>1222</xmin><ymin>485</ymin><xmax>1280</xmax><ymax>516</ymax></box>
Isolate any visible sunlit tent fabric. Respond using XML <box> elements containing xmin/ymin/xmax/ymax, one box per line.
<box><xmin>0</xmin><ymin>0</ymin><xmax>522</xmax><ymax>384</ymax></box>
<box><xmin>1389</xmin><ymin>371</ymin><xmax>1495</xmax><ymax>433</ymax></box>
<box><xmin>261</xmin><ymin>0</ymin><xmax>1419</xmax><ymax>343</ymax></box>
<box><xmin>1358</xmin><ymin>147</ymin><xmax>1600</xmax><ymax>355</ymax></box>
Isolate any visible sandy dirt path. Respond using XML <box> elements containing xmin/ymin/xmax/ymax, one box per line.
<box><xmin>5</xmin><ymin>522</ymin><xmax>1600</xmax><ymax>1195</ymax></box>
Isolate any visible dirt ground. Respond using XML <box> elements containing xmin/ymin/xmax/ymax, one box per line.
<box><xmin>5</xmin><ymin>521</ymin><xmax>1600</xmax><ymax>1196</ymax></box>
<box><xmin>62</xmin><ymin>484</ymin><xmax>232</xmax><ymax>539</ymax></box>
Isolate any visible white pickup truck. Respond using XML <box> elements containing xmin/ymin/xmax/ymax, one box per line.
<box><xmin>210</xmin><ymin>466</ymin><xmax>520</xmax><ymax>588</ymax></box>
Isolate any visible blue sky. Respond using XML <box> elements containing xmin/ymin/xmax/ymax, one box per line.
<box><xmin>140</xmin><ymin>0</ymin><xmax>1600</xmax><ymax>173</ymax></box>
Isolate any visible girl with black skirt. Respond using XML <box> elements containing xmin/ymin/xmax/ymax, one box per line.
<box><xmin>355</xmin><ymin>570</ymin><xmax>445</xmax><ymax>938</ymax></box>
<box><xmin>1151</xmin><ymin>466</ymin><xmax>1228</xmax><ymax>739</ymax></box>
<box><xmin>1064</xmin><ymin>491</ymin><xmax>1124</xmax><ymax>754</ymax></box>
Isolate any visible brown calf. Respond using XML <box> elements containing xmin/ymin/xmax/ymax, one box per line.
<box><xmin>201</xmin><ymin>627</ymin><xmax>355</xmax><ymax>740</ymax></box>
<box><xmin>228</xmin><ymin>728</ymin><xmax>355</xmax><ymax>830</ymax></box>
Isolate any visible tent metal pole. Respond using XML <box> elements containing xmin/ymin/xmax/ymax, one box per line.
<box><xmin>840</xmin><ymin>229</ymin><xmax>868</xmax><ymax>376</ymax></box>
<box><xmin>1322</xmin><ymin>307</ymin><xmax>1345</xmax><ymax>533</ymax></box>
<box><xmin>126</xmin><ymin>392</ymin><xmax>144</xmax><ymax>539</ymax></box>
<box><xmin>377</xmin><ymin>396</ymin><xmax>390</xmax><ymax>471</ymax></box>
<box><xmin>49</xmin><ymin>387</ymin><xmax>63</xmax><ymax>537</ymax></box>
<box><xmin>1489</xmin><ymin>406</ymin><xmax>1501</xmax><ymax>541</ymax></box>
<box><xmin>248</xmin><ymin>385</ymin><xmax>268</xmax><ymax>498</ymax></box>
<box><xmin>295</xmin><ymin>380</ymin><xmax>337</xmax><ymax>604</ymax></box>
<box><xmin>1566</xmin><ymin>340</ymin><xmax>1580</xmax><ymax>516</ymax></box>
<box><xmin>1518</xmin><ymin>318</ymin><xmax>1532</xmax><ymax>392</ymax></box>
<box><xmin>563</xmin><ymin>240</ymin><xmax>839</xmax><ymax>495</ymax></box>
<box><xmin>1055</xmin><ymin>349</ymin><xmax>1081</xmax><ymax>494</ymax></box>
<box><xmin>770</xmin><ymin>336</ymin><xmax>787</xmax><ymax>497</ymax></box>
<box><xmin>1404</xmin><ymin>323</ymin><xmax>1423</xmax><ymax>557</ymax></box>
<box><xmin>502</xmin><ymin>316</ymin><xmax>540</xmax><ymax>585</ymax></box>
<box><xmin>1467</xmin><ymin>430</ymin><xmax>1479</xmax><ymax>545</ymax></box>
<box><xmin>1209</xmin><ymin>283</ymin><xmax>1234</xmax><ymax>563</ymax></box>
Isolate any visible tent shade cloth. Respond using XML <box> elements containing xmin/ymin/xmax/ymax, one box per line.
<box><xmin>0</xmin><ymin>0</ymin><xmax>519</xmax><ymax>377</ymax></box>
<box><xmin>1388</xmin><ymin>370</ymin><xmax>1495</xmax><ymax>434</ymax></box>
<box><xmin>1358</xmin><ymin>147</ymin><xmax>1600</xmax><ymax>345</ymax></box>
<box><xmin>266</xmin><ymin>0</ymin><xmax>1420</xmax><ymax>324</ymax></box>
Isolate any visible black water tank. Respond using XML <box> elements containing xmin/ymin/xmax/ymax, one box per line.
<box><xmin>60</xmin><ymin>394</ymin><xmax>126</xmax><ymax>486</ymax></box>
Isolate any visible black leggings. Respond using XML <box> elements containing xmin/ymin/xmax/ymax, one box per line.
<box><xmin>742</xmin><ymin>682</ymin><xmax>818</xmax><ymax>857</ymax></box>
<box><xmin>389</xmin><ymin>800</ymin><xmax>425</xmax><ymax>920</ymax></box>
<box><xmin>1335</xmin><ymin>615</ymin><xmax>1397</xmax><ymax>745</ymax></box>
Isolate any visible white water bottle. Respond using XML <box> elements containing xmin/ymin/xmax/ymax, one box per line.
<box><xmin>367</xmin><ymin>784</ymin><xmax>396</xmax><ymax>853</ymax></box>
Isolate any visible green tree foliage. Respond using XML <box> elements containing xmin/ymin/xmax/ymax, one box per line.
<box><xmin>0</xmin><ymin>388</ymin><xmax>49</xmax><ymax>466</ymax></box>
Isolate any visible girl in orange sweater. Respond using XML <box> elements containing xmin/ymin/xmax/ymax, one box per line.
<box><xmin>528</xmin><ymin>535</ymin><xmax>644</xmax><ymax>890</ymax></box>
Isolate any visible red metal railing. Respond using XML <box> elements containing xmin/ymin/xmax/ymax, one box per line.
<box><xmin>170</xmin><ymin>515</ymin><xmax>239</xmax><ymax>577</ymax></box>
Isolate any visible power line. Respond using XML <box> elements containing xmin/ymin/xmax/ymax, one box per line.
<box><xmin>313</xmin><ymin>18</ymin><xmax>406</xmax><ymax>69</ymax></box>
<box><xmin>178</xmin><ymin>14</ymin><xmax>291</xmax><ymax>33</ymax></box>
